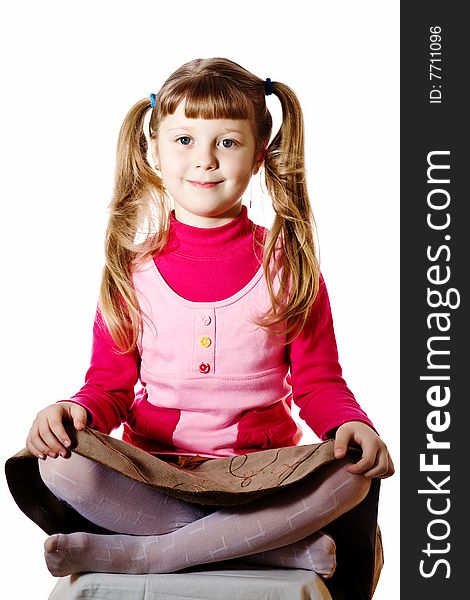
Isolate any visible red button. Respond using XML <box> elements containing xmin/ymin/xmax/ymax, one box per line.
<box><xmin>198</xmin><ymin>362</ymin><xmax>211</xmax><ymax>374</ymax></box>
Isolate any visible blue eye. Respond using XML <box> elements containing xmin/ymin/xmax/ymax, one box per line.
<box><xmin>177</xmin><ymin>136</ymin><xmax>192</xmax><ymax>145</ymax></box>
<box><xmin>220</xmin><ymin>139</ymin><xmax>236</xmax><ymax>149</ymax></box>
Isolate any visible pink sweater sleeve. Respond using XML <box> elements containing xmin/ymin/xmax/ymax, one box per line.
<box><xmin>66</xmin><ymin>308</ymin><xmax>140</xmax><ymax>434</ymax></box>
<box><xmin>289</xmin><ymin>276</ymin><xmax>376</xmax><ymax>439</ymax></box>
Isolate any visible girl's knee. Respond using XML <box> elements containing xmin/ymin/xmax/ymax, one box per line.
<box><xmin>38</xmin><ymin>452</ymin><xmax>99</xmax><ymax>503</ymax></box>
<box><xmin>350</xmin><ymin>471</ymin><xmax>372</xmax><ymax>504</ymax></box>
<box><xmin>317</xmin><ymin>457</ymin><xmax>372</xmax><ymax>512</ymax></box>
<box><xmin>336</xmin><ymin>459</ymin><xmax>372</xmax><ymax>506</ymax></box>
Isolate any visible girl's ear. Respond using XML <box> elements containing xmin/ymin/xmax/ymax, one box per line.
<box><xmin>252</xmin><ymin>149</ymin><xmax>265</xmax><ymax>175</ymax></box>
<box><xmin>150</xmin><ymin>139</ymin><xmax>160</xmax><ymax>169</ymax></box>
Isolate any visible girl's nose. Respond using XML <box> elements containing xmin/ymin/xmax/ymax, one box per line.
<box><xmin>195</xmin><ymin>146</ymin><xmax>218</xmax><ymax>170</ymax></box>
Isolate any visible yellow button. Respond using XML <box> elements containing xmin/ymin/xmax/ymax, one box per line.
<box><xmin>199</xmin><ymin>336</ymin><xmax>212</xmax><ymax>348</ymax></box>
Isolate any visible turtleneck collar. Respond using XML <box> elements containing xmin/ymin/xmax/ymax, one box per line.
<box><xmin>164</xmin><ymin>205</ymin><xmax>256</xmax><ymax>258</ymax></box>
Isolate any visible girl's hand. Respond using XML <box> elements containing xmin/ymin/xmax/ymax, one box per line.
<box><xmin>26</xmin><ymin>402</ymin><xmax>88</xmax><ymax>460</ymax></box>
<box><xmin>333</xmin><ymin>421</ymin><xmax>395</xmax><ymax>479</ymax></box>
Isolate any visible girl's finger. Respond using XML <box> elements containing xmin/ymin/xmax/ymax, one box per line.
<box><xmin>69</xmin><ymin>404</ymin><xmax>87</xmax><ymax>431</ymax></box>
<box><xmin>333</xmin><ymin>428</ymin><xmax>351</xmax><ymax>458</ymax></box>
<box><xmin>346</xmin><ymin>447</ymin><xmax>378</xmax><ymax>474</ymax></box>
<box><xmin>37</xmin><ymin>423</ymin><xmax>68</xmax><ymax>457</ymax></box>
<box><xmin>48</xmin><ymin>415</ymin><xmax>73</xmax><ymax>449</ymax></box>
<box><xmin>357</xmin><ymin>453</ymin><xmax>394</xmax><ymax>479</ymax></box>
<box><xmin>26</xmin><ymin>432</ymin><xmax>48</xmax><ymax>459</ymax></box>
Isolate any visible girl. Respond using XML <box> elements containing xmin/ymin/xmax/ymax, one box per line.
<box><xmin>7</xmin><ymin>57</ymin><xmax>393</xmax><ymax>598</ymax></box>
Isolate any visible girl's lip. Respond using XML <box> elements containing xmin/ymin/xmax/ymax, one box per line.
<box><xmin>187</xmin><ymin>180</ymin><xmax>222</xmax><ymax>189</ymax></box>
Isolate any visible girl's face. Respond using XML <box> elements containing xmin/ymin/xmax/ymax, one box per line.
<box><xmin>153</xmin><ymin>102</ymin><xmax>260</xmax><ymax>228</ymax></box>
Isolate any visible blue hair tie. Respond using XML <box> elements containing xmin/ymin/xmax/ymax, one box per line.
<box><xmin>264</xmin><ymin>78</ymin><xmax>273</xmax><ymax>96</ymax></box>
<box><xmin>149</xmin><ymin>93</ymin><xmax>156</xmax><ymax>108</ymax></box>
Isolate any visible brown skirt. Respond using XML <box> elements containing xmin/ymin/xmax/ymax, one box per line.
<box><xmin>5</xmin><ymin>425</ymin><xmax>349</xmax><ymax>530</ymax></box>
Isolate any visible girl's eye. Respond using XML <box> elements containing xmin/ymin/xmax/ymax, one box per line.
<box><xmin>177</xmin><ymin>136</ymin><xmax>192</xmax><ymax>145</ymax></box>
<box><xmin>219</xmin><ymin>139</ymin><xmax>236</xmax><ymax>149</ymax></box>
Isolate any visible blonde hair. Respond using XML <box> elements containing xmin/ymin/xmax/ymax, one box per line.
<box><xmin>100</xmin><ymin>57</ymin><xmax>320</xmax><ymax>352</ymax></box>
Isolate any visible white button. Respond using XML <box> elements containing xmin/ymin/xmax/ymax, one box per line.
<box><xmin>200</xmin><ymin>314</ymin><xmax>211</xmax><ymax>326</ymax></box>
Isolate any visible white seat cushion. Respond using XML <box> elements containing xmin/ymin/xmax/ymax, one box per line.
<box><xmin>49</xmin><ymin>565</ymin><xmax>333</xmax><ymax>600</ymax></box>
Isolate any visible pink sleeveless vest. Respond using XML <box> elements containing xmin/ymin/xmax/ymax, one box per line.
<box><xmin>123</xmin><ymin>259</ymin><xmax>302</xmax><ymax>457</ymax></box>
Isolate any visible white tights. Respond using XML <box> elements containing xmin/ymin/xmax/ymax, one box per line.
<box><xmin>39</xmin><ymin>452</ymin><xmax>370</xmax><ymax>577</ymax></box>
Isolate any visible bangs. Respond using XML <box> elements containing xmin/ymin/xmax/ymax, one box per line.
<box><xmin>159</xmin><ymin>75</ymin><xmax>254</xmax><ymax>121</ymax></box>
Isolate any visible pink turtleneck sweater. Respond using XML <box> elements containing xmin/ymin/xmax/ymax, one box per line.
<box><xmin>69</xmin><ymin>206</ymin><xmax>375</xmax><ymax>450</ymax></box>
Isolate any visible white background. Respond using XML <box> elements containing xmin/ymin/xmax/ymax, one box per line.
<box><xmin>0</xmin><ymin>1</ymin><xmax>399</xmax><ymax>598</ymax></box>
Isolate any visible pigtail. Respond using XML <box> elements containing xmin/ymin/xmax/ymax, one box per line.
<box><xmin>260</xmin><ymin>81</ymin><xmax>320</xmax><ymax>341</ymax></box>
<box><xmin>99</xmin><ymin>98</ymin><xmax>170</xmax><ymax>353</ymax></box>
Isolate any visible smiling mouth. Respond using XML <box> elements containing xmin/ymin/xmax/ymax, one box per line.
<box><xmin>187</xmin><ymin>180</ymin><xmax>222</xmax><ymax>189</ymax></box>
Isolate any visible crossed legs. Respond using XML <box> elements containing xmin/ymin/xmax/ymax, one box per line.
<box><xmin>39</xmin><ymin>451</ymin><xmax>370</xmax><ymax>577</ymax></box>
